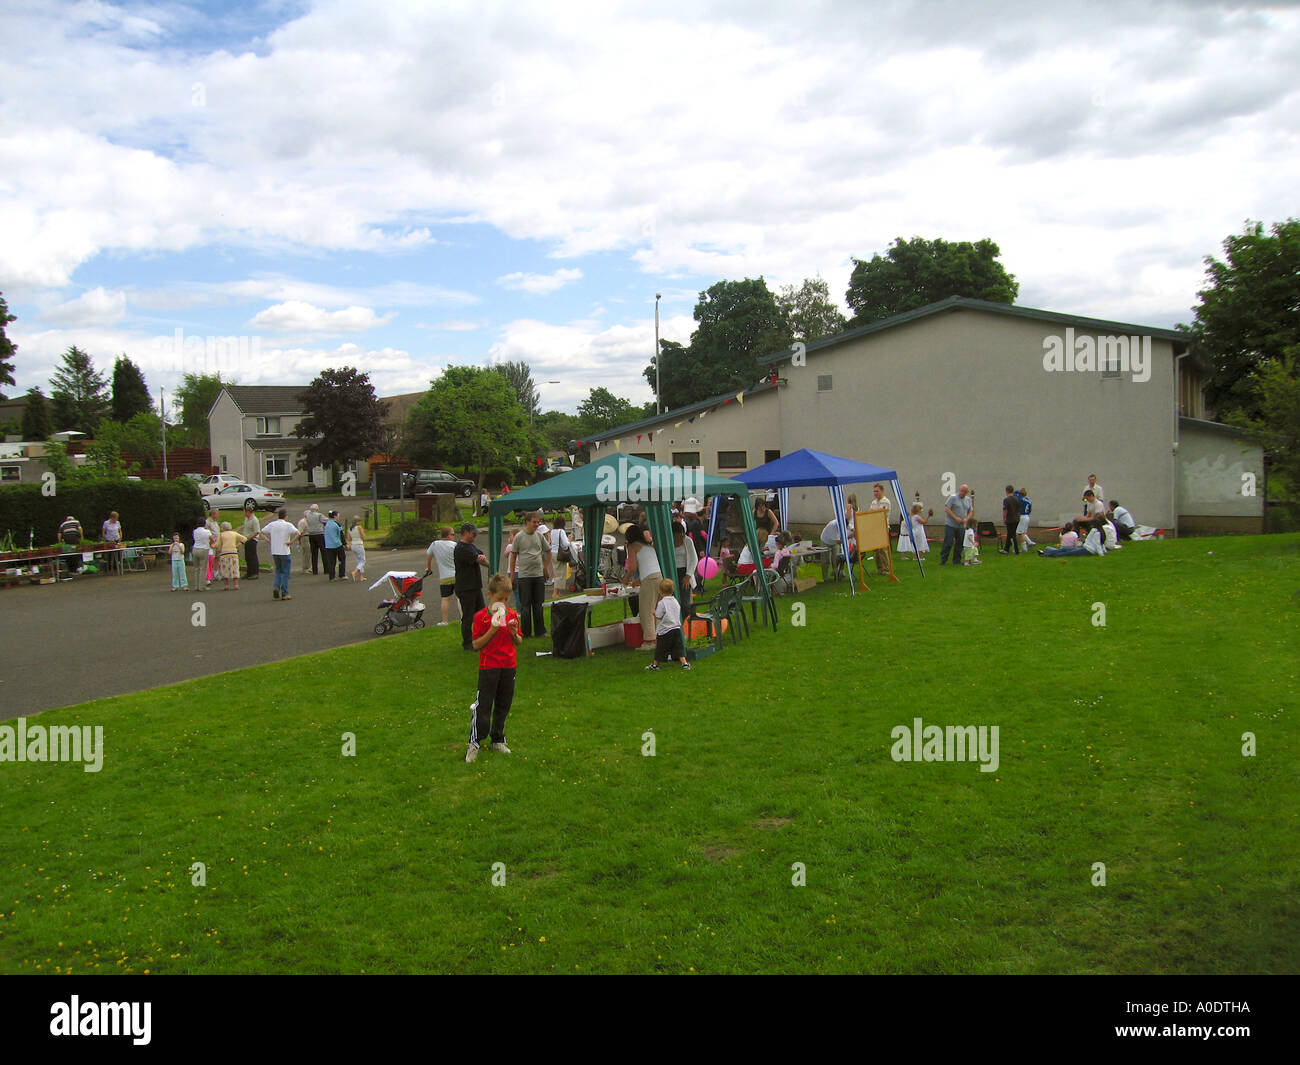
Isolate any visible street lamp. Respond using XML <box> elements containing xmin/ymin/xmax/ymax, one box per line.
<box><xmin>531</xmin><ymin>380</ymin><xmax>561</xmax><ymax>429</ymax></box>
<box><xmin>655</xmin><ymin>293</ymin><xmax>662</xmax><ymax>415</ymax></box>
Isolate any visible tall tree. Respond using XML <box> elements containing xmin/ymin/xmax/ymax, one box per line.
<box><xmin>845</xmin><ymin>237</ymin><xmax>1018</xmax><ymax>326</ymax></box>
<box><xmin>405</xmin><ymin>366</ymin><xmax>529</xmax><ymax>490</ymax></box>
<box><xmin>21</xmin><ymin>386</ymin><xmax>51</xmax><ymax>440</ymax></box>
<box><xmin>645</xmin><ymin>278</ymin><xmax>792</xmax><ymax>409</ymax></box>
<box><xmin>0</xmin><ymin>293</ymin><xmax>15</xmax><ymax>397</ymax></box>
<box><xmin>172</xmin><ymin>372</ymin><xmax>225</xmax><ymax>446</ymax></box>
<box><xmin>577</xmin><ymin>386</ymin><xmax>641</xmax><ymax>434</ymax></box>
<box><xmin>1192</xmin><ymin>219</ymin><xmax>1300</xmax><ymax>423</ymax></box>
<box><xmin>778</xmin><ymin>277</ymin><xmax>847</xmax><ymax>342</ymax></box>
<box><xmin>490</xmin><ymin>360</ymin><xmax>539</xmax><ymax>422</ymax></box>
<box><xmin>49</xmin><ymin>345</ymin><xmax>109</xmax><ymax>436</ymax></box>
<box><xmin>110</xmin><ymin>354</ymin><xmax>152</xmax><ymax>422</ymax></box>
<box><xmin>1226</xmin><ymin>347</ymin><xmax>1300</xmax><ymax>495</ymax></box>
<box><xmin>293</xmin><ymin>367</ymin><xmax>389</xmax><ymax>478</ymax></box>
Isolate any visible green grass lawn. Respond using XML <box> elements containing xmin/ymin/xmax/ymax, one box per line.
<box><xmin>2</xmin><ymin>534</ymin><xmax>1296</xmax><ymax>974</ymax></box>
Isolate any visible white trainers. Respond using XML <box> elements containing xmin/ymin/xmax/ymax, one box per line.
<box><xmin>465</xmin><ymin>744</ymin><xmax>479</xmax><ymax>763</ymax></box>
<box><xmin>490</xmin><ymin>742</ymin><xmax>511</xmax><ymax>754</ymax></box>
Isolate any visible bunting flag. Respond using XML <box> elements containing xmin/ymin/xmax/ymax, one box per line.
<box><xmin>675</xmin><ymin>421</ymin><xmax>683</xmax><ymax>428</ymax></box>
<box><xmin>648</xmin><ymin>432</ymin><xmax>654</xmax><ymax>442</ymax></box>
<box><xmin>688</xmin><ymin>417</ymin><xmax>695</xmax><ymax>423</ymax></box>
<box><xmin>637</xmin><ymin>434</ymin><xmax>642</xmax><ymax>443</ymax></box>
<box><xmin>723</xmin><ymin>399</ymin><xmax>731</xmax><ymax>405</ymax></box>
<box><xmin>736</xmin><ymin>392</ymin><xmax>744</xmax><ymax>405</ymax></box>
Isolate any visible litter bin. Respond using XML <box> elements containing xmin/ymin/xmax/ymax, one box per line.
<box><xmin>623</xmin><ymin>620</ymin><xmax>643</xmax><ymax>648</ymax></box>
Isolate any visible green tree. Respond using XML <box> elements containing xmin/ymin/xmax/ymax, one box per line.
<box><xmin>49</xmin><ymin>345</ymin><xmax>109</xmax><ymax>436</ymax></box>
<box><xmin>293</xmin><ymin>367</ymin><xmax>389</xmax><ymax>480</ymax></box>
<box><xmin>110</xmin><ymin>355</ymin><xmax>152</xmax><ymax>422</ymax></box>
<box><xmin>172</xmin><ymin>372</ymin><xmax>225</xmax><ymax>446</ymax></box>
<box><xmin>778</xmin><ymin>277</ymin><xmax>847</xmax><ymax>342</ymax></box>
<box><xmin>405</xmin><ymin>366</ymin><xmax>529</xmax><ymax>491</ymax></box>
<box><xmin>95</xmin><ymin>411</ymin><xmax>165</xmax><ymax>470</ymax></box>
<box><xmin>490</xmin><ymin>360</ymin><xmax>539</xmax><ymax>422</ymax></box>
<box><xmin>845</xmin><ymin>236</ymin><xmax>1018</xmax><ymax>326</ymax></box>
<box><xmin>533</xmin><ymin>409</ymin><xmax>584</xmax><ymax>453</ymax></box>
<box><xmin>0</xmin><ymin>292</ymin><xmax>16</xmax><ymax>396</ymax></box>
<box><xmin>22</xmin><ymin>386</ymin><xmax>52</xmax><ymax>440</ymax></box>
<box><xmin>645</xmin><ymin>278</ymin><xmax>792</xmax><ymax>409</ymax></box>
<box><xmin>1192</xmin><ymin>219</ymin><xmax>1300</xmax><ymax>423</ymax></box>
<box><xmin>577</xmin><ymin>386</ymin><xmax>641</xmax><ymax>434</ymax></box>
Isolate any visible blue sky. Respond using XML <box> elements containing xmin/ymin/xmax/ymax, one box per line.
<box><xmin>3</xmin><ymin>0</ymin><xmax>1298</xmax><ymax>415</ymax></box>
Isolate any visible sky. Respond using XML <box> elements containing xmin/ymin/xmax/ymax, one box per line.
<box><xmin>2</xmin><ymin>0</ymin><xmax>1298</xmax><ymax>415</ymax></box>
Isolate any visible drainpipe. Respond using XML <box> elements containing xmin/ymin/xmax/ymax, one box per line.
<box><xmin>1173</xmin><ymin>350</ymin><xmax>1189</xmax><ymax>539</ymax></box>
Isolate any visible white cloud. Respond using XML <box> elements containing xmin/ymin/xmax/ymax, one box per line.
<box><xmin>41</xmin><ymin>286</ymin><xmax>127</xmax><ymax>326</ymax></box>
<box><xmin>248</xmin><ymin>301</ymin><xmax>396</xmax><ymax>335</ymax></box>
<box><xmin>496</xmin><ymin>268</ymin><xmax>583</xmax><ymax>295</ymax></box>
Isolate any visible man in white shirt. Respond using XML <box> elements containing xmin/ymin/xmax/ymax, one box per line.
<box><xmin>425</xmin><ymin>526</ymin><xmax>459</xmax><ymax>625</ymax></box>
<box><xmin>1083</xmin><ymin>474</ymin><xmax>1105</xmax><ymax>508</ymax></box>
<box><xmin>259</xmin><ymin>507</ymin><xmax>301</xmax><ymax>600</ymax></box>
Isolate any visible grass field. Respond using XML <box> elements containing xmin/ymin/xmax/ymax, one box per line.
<box><xmin>2</xmin><ymin>533</ymin><xmax>1296</xmax><ymax>974</ymax></box>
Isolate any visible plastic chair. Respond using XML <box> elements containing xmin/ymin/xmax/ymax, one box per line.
<box><xmin>739</xmin><ymin>568</ymin><xmax>779</xmax><ymax>630</ymax></box>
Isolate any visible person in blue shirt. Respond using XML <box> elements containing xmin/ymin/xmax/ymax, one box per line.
<box><xmin>324</xmin><ymin>509</ymin><xmax>345</xmax><ymax>581</ymax></box>
<box><xmin>1015</xmin><ymin>488</ymin><xmax>1034</xmax><ymax>550</ymax></box>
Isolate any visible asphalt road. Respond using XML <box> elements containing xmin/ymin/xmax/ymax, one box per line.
<box><xmin>0</xmin><ymin>543</ymin><xmax>448</xmax><ymax>720</ymax></box>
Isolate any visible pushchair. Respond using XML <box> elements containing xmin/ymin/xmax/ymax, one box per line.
<box><xmin>369</xmin><ymin>571</ymin><xmax>426</xmax><ymax>635</ymax></box>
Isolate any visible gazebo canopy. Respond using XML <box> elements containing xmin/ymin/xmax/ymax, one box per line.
<box><xmin>486</xmin><ymin>455</ymin><xmax>773</xmax><ymax>623</ymax></box>
<box><xmin>734</xmin><ymin>448</ymin><xmax>924</xmax><ymax>589</ymax></box>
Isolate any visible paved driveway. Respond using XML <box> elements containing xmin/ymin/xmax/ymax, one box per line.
<box><xmin>0</xmin><ymin>545</ymin><xmax>448</xmax><ymax>719</ymax></box>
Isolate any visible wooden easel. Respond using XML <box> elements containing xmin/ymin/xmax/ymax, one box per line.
<box><xmin>853</xmin><ymin>509</ymin><xmax>897</xmax><ymax>591</ymax></box>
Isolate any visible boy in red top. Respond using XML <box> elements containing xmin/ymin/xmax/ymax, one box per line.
<box><xmin>467</xmin><ymin>572</ymin><xmax>522</xmax><ymax>763</ymax></box>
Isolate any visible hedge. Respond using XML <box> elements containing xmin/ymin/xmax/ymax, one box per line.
<box><xmin>0</xmin><ymin>480</ymin><xmax>208</xmax><ymax>547</ymax></box>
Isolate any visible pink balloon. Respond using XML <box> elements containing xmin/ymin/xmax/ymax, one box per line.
<box><xmin>696</xmin><ymin>556</ymin><xmax>719</xmax><ymax>579</ymax></box>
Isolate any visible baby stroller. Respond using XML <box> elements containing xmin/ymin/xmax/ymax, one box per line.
<box><xmin>369</xmin><ymin>571</ymin><xmax>426</xmax><ymax>635</ymax></box>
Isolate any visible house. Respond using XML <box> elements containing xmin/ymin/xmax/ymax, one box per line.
<box><xmin>207</xmin><ymin>385</ymin><xmax>425</xmax><ymax>490</ymax></box>
<box><xmin>580</xmin><ymin>297</ymin><xmax>1264</xmax><ymax>536</ymax></box>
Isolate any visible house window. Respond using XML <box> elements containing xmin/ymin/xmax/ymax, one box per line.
<box><xmin>219</xmin><ymin>455</ymin><xmax>228</xmax><ymax>472</ymax></box>
<box><xmin>817</xmin><ymin>375</ymin><xmax>833</xmax><ymax>392</ymax></box>
<box><xmin>256</xmin><ymin>417</ymin><xmax>281</xmax><ymax>436</ymax></box>
<box><xmin>1</xmin><ymin>465</ymin><xmax>19</xmax><ymax>482</ymax></box>
<box><xmin>264</xmin><ymin>453</ymin><xmax>290</xmax><ymax>479</ymax></box>
<box><xmin>672</xmin><ymin>451</ymin><xmax>700</xmax><ymax>467</ymax></box>
<box><xmin>765</xmin><ymin>450</ymin><xmax>781</xmax><ymax>463</ymax></box>
<box><xmin>717</xmin><ymin>451</ymin><xmax>747</xmax><ymax>469</ymax></box>
<box><xmin>631</xmin><ymin>452</ymin><xmax>656</xmax><ymax>460</ymax></box>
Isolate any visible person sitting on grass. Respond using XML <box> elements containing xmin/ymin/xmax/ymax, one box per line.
<box><xmin>1108</xmin><ymin>500</ymin><xmax>1137</xmax><ymax>541</ymax></box>
<box><xmin>466</xmin><ymin>572</ymin><xmax>521</xmax><ymax>764</ymax></box>
<box><xmin>1039</xmin><ymin>517</ymin><xmax>1107</xmax><ymax>557</ymax></box>
<box><xmin>646</xmin><ymin>577</ymin><xmax>690</xmax><ymax>672</ymax></box>
<box><xmin>1058</xmin><ymin>521</ymin><xmax>1081</xmax><ymax>549</ymax></box>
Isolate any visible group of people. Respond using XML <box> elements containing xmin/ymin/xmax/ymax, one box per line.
<box><xmin>165</xmin><ymin>502</ymin><xmax>369</xmax><ymax>595</ymax></box>
<box><xmin>56</xmin><ymin>511</ymin><xmax>123</xmax><ymax>573</ymax></box>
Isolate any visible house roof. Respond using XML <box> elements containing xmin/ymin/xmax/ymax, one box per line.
<box><xmin>219</xmin><ymin>385</ymin><xmax>309</xmax><ymax>416</ymax></box>
<box><xmin>756</xmin><ymin>296</ymin><xmax>1188</xmax><ymax>368</ymax></box>
<box><xmin>580</xmin><ymin>379</ymin><xmax>780</xmax><ymax>445</ymax></box>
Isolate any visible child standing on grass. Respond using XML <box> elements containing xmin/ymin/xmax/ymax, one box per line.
<box><xmin>168</xmin><ymin>533</ymin><xmax>188</xmax><ymax>591</ymax></box>
<box><xmin>467</xmin><ymin>573</ymin><xmax>522</xmax><ymax>764</ymax></box>
<box><xmin>962</xmin><ymin>519</ymin><xmax>981</xmax><ymax>565</ymax></box>
<box><xmin>646</xmin><ymin>577</ymin><xmax>691</xmax><ymax>672</ymax></box>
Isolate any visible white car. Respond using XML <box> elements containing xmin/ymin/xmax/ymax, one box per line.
<box><xmin>201</xmin><ymin>482</ymin><xmax>286</xmax><ymax>512</ymax></box>
<box><xmin>199</xmin><ymin>474</ymin><xmax>241</xmax><ymax>492</ymax></box>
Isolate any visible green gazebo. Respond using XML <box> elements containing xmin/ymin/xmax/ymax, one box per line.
<box><xmin>487</xmin><ymin>455</ymin><xmax>773</xmax><ymax>625</ymax></box>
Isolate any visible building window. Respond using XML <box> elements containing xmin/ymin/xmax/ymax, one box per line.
<box><xmin>219</xmin><ymin>455</ymin><xmax>228</xmax><ymax>472</ymax></box>
<box><xmin>765</xmin><ymin>450</ymin><xmax>781</xmax><ymax>463</ymax></box>
<box><xmin>0</xmin><ymin>465</ymin><xmax>20</xmax><ymax>482</ymax></box>
<box><xmin>817</xmin><ymin>375</ymin><xmax>833</xmax><ymax>392</ymax></box>
<box><xmin>717</xmin><ymin>451</ymin><xmax>747</xmax><ymax>468</ymax></box>
<box><xmin>631</xmin><ymin>452</ymin><xmax>656</xmax><ymax>460</ymax></box>
<box><xmin>264</xmin><ymin>453</ymin><xmax>290</xmax><ymax>479</ymax></box>
<box><xmin>256</xmin><ymin>416</ymin><xmax>281</xmax><ymax>436</ymax></box>
<box><xmin>672</xmin><ymin>451</ymin><xmax>700</xmax><ymax>466</ymax></box>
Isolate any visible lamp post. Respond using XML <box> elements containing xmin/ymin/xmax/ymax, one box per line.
<box><xmin>655</xmin><ymin>293</ymin><xmax>662</xmax><ymax>414</ymax></box>
<box><xmin>160</xmin><ymin>386</ymin><xmax>169</xmax><ymax>481</ymax></box>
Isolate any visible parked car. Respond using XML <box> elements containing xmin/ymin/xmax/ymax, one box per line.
<box><xmin>199</xmin><ymin>474</ymin><xmax>241</xmax><ymax>492</ymax></box>
<box><xmin>200</xmin><ymin>482</ymin><xmax>286</xmax><ymax>511</ymax></box>
<box><xmin>403</xmin><ymin>469</ymin><xmax>476</xmax><ymax>497</ymax></box>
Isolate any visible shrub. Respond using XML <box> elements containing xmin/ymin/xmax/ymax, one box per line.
<box><xmin>382</xmin><ymin>519</ymin><xmax>441</xmax><ymax>549</ymax></box>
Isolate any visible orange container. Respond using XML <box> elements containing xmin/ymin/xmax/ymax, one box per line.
<box><xmin>686</xmin><ymin>618</ymin><xmax>726</xmax><ymax>640</ymax></box>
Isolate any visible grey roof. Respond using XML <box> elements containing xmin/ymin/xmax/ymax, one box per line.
<box><xmin>757</xmin><ymin>296</ymin><xmax>1188</xmax><ymax>368</ymax></box>
<box><xmin>580</xmin><ymin>380</ymin><xmax>780</xmax><ymax>444</ymax></box>
<box><xmin>221</xmin><ymin>385</ymin><xmax>310</xmax><ymax>415</ymax></box>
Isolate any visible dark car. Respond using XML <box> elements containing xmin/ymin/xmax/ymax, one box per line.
<box><xmin>403</xmin><ymin>469</ymin><xmax>476</xmax><ymax>497</ymax></box>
